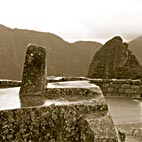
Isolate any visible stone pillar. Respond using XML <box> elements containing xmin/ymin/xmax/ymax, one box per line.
<box><xmin>19</xmin><ymin>44</ymin><xmax>47</xmax><ymax>96</ymax></box>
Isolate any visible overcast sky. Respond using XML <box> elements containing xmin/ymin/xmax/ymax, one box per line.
<box><xmin>0</xmin><ymin>0</ymin><xmax>142</xmax><ymax>43</ymax></box>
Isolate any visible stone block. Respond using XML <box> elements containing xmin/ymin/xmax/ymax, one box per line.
<box><xmin>103</xmin><ymin>83</ymin><xmax>109</xmax><ymax>87</ymax></box>
<box><xmin>131</xmin><ymin>85</ymin><xmax>140</xmax><ymax>89</ymax></box>
<box><xmin>126</xmin><ymin>93</ymin><xmax>132</xmax><ymax>97</ymax></box>
<box><xmin>113</xmin><ymin>79</ymin><xmax>126</xmax><ymax>84</ymax></box>
<box><xmin>113</xmin><ymin>88</ymin><xmax>118</xmax><ymax>93</ymax></box>
<box><xmin>132</xmin><ymin>90</ymin><xmax>141</xmax><ymax>94</ymax></box>
<box><xmin>125</xmin><ymin>89</ymin><xmax>132</xmax><ymax>94</ymax></box>
<box><xmin>113</xmin><ymin>84</ymin><xmax>121</xmax><ymax>88</ymax></box>
<box><xmin>118</xmin><ymin>88</ymin><xmax>125</xmax><ymax>93</ymax></box>
<box><xmin>107</xmin><ymin>87</ymin><xmax>114</xmax><ymax>93</ymax></box>
<box><xmin>112</xmin><ymin>93</ymin><xmax>119</xmax><ymax>96</ymax></box>
<box><xmin>131</xmin><ymin>94</ymin><xmax>141</xmax><ymax>99</ymax></box>
<box><xmin>122</xmin><ymin>84</ymin><xmax>130</xmax><ymax>89</ymax></box>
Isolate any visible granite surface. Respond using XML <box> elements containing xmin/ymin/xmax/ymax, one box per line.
<box><xmin>19</xmin><ymin>44</ymin><xmax>47</xmax><ymax>95</ymax></box>
<box><xmin>0</xmin><ymin>81</ymin><xmax>119</xmax><ymax>142</ymax></box>
<box><xmin>0</xmin><ymin>102</ymin><xmax>118</xmax><ymax>142</ymax></box>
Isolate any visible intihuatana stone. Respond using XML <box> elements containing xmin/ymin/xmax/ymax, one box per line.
<box><xmin>19</xmin><ymin>44</ymin><xmax>47</xmax><ymax>95</ymax></box>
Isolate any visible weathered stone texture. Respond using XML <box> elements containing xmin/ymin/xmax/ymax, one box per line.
<box><xmin>1</xmin><ymin>75</ymin><xmax>141</xmax><ymax>141</ymax></box>
<box><xmin>87</xmin><ymin>114</ymin><xmax>118</xmax><ymax>142</ymax></box>
<box><xmin>46</xmin><ymin>88</ymin><xmax>100</xmax><ymax>97</ymax></box>
<box><xmin>0</xmin><ymin>101</ymin><xmax>118</xmax><ymax>142</ymax></box>
<box><xmin>0</xmin><ymin>78</ymin><xmax>119</xmax><ymax>141</ymax></box>
<box><xmin>0</xmin><ymin>105</ymin><xmax>93</xmax><ymax>142</ymax></box>
<box><xmin>19</xmin><ymin>44</ymin><xmax>47</xmax><ymax>95</ymax></box>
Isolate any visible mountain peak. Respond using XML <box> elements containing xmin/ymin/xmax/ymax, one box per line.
<box><xmin>109</xmin><ymin>36</ymin><xmax>123</xmax><ymax>42</ymax></box>
<box><xmin>104</xmin><ymin>36</ymin><xmax>123</xmax><ymax>47</ymax></box>
<box><xmin>102</xmin><ymin>36</ymin><xmax>129</xmax><ymax>52</ymax></box>
<box><xmin>111</xmin><ymin>36</ymin><xmax>122</xmax><ymax>41</ymax></box>
<box><xmin>88</xmin><ymin>37</ymin><xmax>141</xmax><ymax>79</ymax></box>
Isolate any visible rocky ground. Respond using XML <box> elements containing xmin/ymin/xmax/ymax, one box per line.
<box><xmin>118</xmin><ymin>123</ymin><xmax>142</xmax><ymax>142</ymax></box>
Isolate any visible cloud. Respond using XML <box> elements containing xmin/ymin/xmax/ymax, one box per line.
<box><xmin>0</xmin><ymin>0</ymin><xmax>142</xmax><ymax>43</ymax></box>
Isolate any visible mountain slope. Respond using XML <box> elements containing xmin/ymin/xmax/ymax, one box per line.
<box><xmin>129</xmin><ymin>36</ymin><xmax>142</xmax><ymax>65</ymax></box>
<box><xmin>0</xmin><ymin>24</ymin><xmax>101</xmax><ymax>80</ymax></box>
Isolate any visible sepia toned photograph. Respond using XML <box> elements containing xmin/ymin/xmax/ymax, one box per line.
<box><xmin>0</xmin><ymin>0</ymin><xmax>142</xmax><ymax>141</ymax></box>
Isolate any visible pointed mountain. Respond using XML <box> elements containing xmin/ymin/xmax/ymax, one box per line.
<box><xmin>88</xmin><ymin>36</ymin><xmax>142</xmax><ymax>79</ymax></box>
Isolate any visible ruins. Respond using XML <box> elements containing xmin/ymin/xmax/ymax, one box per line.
<box><xmin>0</xmin><ymin>44</ymin><xmax>120</xmax><ymax>141</ymax></box>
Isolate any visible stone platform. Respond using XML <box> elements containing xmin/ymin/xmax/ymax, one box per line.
<box><xmin>0</xmin><ymin>81</ymin><xmax>119</xmax><ymax>142</ymax></box>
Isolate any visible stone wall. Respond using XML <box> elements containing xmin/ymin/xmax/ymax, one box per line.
<box><xmin>48</xmin><ymin>77</ymin><xmax>142</xmax><ymax>99</ymax></box>
<box><xmin>0</xmin><ymin>77</ymin><xmax>142</xmax><ymax>99</ymax></box>
<box><xmin>0</xmin><ymin>80</ymin><xmax>21</xmax><ymax>88</ymax></box>
<box><xmin>90</xmin><ymin>79</ymin><xmax>142</xmax><ymax>99</ymax></box>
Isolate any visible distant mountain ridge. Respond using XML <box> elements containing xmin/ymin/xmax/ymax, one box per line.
<box><xmin>0</xmin><ymin>24</ymin><xmax>101</xmax><ymax>80</ymax></box>
<box><xmin>0</xmin><ymin>24</ymin><xmax>141</xmax><ymax>80</ymax></box>
<box><xmin>129</xmin><ymin>36</ymin><xmax>142</xmax><ymax>64</ymax></box>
